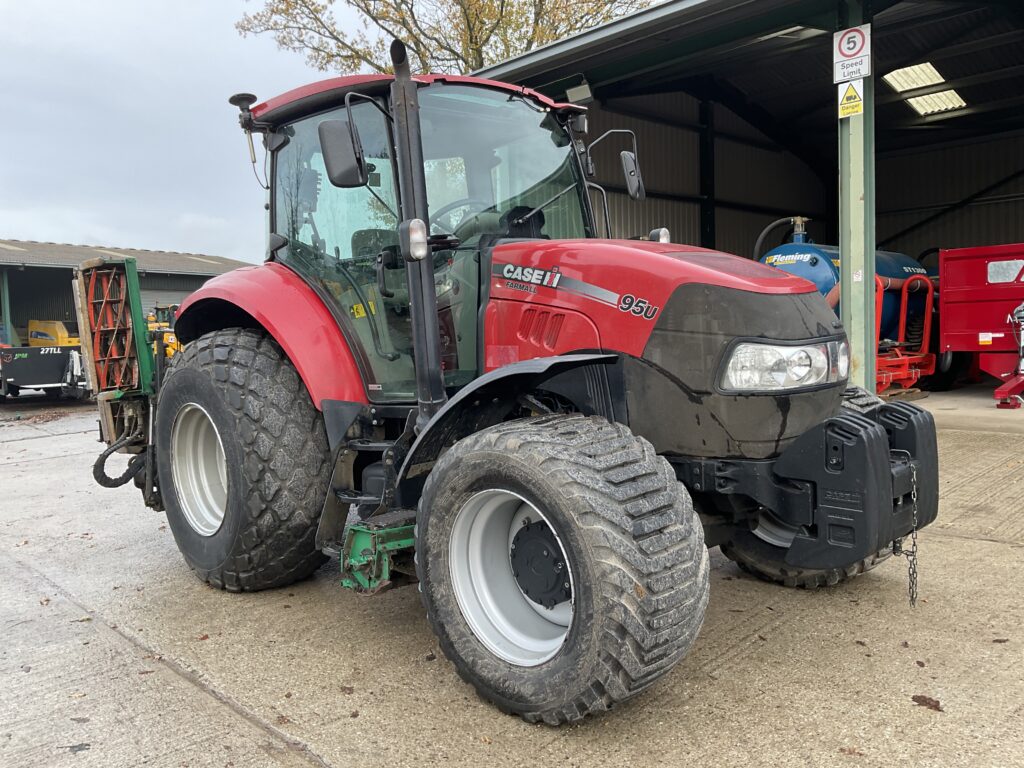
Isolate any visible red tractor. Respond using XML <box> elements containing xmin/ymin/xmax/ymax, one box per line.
<box><xmin>78</xmin><ymin>42</ymin><xmax>938</xmax><ymax>724</ymax></box>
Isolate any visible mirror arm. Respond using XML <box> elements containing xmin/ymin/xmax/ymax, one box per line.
<box><xmin>584</xmin><ymin>129</ymin><xmax>639</xmax><ymax>177</ymax></box>
<box><xmin>344</xmin><ymin>91</ymin><xmax>394</xmax><ymax>123</ymax></box>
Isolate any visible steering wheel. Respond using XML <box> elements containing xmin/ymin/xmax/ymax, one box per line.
<box><xmin>429</xmin><ymin>198</ymin><xmax>492</xmax><ymax>232</ymax></box>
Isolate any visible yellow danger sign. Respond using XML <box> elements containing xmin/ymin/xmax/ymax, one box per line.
<box><xmin>349</xmin><ymin>300</ymin><xmax>377</xmax><ymax>319</ymax></box>
<box><xmin>838</xmin><ymin>78</ymin><xmax>864</xmax><ymax>119</ymax></box>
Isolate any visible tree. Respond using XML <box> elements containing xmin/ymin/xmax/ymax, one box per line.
<box><xmin>237</xmin><ymin>0</ymin><xmax>653</xmax><ymax>75</ymax></box>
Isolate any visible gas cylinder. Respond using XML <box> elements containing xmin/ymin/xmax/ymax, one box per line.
<box><xmin>762</xmin><ymin>234</ymin><xmax>929</xmax><ymax>340</ymax></box>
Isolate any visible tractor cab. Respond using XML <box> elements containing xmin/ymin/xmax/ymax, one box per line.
<box><xmin>248</xmin><ymin>74</ymin><xmax>642</xmax><ymax>406</ymax></box>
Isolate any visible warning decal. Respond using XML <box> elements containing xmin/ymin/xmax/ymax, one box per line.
<box><xmin>838</xmin><ymin>78</ymin><xmax>865</xmax><ymax>119</ymax></box>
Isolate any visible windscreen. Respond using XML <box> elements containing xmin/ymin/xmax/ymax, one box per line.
<box><xmin>417</xmin><ymin>84</ymin><xmax>591</xmax><ymax>242</ymax></box>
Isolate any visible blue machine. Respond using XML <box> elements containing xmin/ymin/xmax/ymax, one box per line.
<box><xmin>761</xmin><ymin>229</ymin><xmax>930</xmax><ymax>341</ymax></box>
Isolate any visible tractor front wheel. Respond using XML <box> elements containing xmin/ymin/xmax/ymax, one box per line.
<box><xmin>156</xmin><ymin>328</ymin><xmax>330</xmax><ymax>591</ymax></box>
<box><xmin>416</xmin><ymin>414</ymin><xmax>710</xmax><ymax>724</ymax></box>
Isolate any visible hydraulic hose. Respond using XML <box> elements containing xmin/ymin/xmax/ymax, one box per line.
<box><xmin>93</xmin><ymin>431</ymin><xmax>147</xmax><ymax>488</ymax></box>
<box><xmin>752</xmin><ymin>217</ymin><xmax>798</xmax><ymax>260</ymax></box>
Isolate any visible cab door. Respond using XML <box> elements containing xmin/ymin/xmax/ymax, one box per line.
<box><xmin>272</xmin><ymin>101</ymin><xmax>417</xmax><ymax>401</ymax></box>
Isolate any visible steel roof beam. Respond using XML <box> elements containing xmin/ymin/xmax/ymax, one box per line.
<box><xmin>598</xmin><ymin>100</ymin><xmax>781</xmax><ymax>151</ymax></box>
<box><xmin>487</xmin><ymin>0</ymin><xmax>838</xmax><ymax>99</ymax></box>
<box><xmin>681</xmin><ymin>76</ymin><xmax>834</xmax><ymax>187</ymax></box>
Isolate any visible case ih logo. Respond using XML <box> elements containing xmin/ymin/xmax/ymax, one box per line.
<box><xmin>500</xmin><ymin>263</ymin><xmax>563</xmax><ymax>288</ymax></box>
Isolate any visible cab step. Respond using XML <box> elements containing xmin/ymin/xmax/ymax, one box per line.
<box><xmin>334</xmin><ymin>488</ymin><xmax>382</xmax><ymax>506</ymax></box>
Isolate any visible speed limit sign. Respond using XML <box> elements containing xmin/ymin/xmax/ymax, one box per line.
<box><xmin>833</xmin><ymin>24</ymin><xmax>871</xmax><ymax>83</ymax></box>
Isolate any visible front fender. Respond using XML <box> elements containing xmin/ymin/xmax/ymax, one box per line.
<box><xmin>396</xmin><ymin>353</ymin><xmax>615</xmax><ymax>488</ymax></box>
<box><xmin>175</xmin><ymin>262</ymin><xmax>367</xmax><ymax>408</ymax></box>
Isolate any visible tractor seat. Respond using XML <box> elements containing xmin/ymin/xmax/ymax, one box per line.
<box><xmin>500</xmin><ymin>206</ymin><xmax>548</xmax><ymax>239</ymax></box>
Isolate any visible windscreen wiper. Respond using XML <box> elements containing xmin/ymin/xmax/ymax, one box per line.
<box><xmin>512</xmin><ymin>183</ymin><xmax>578</xmax><ymax>226</ymax></box>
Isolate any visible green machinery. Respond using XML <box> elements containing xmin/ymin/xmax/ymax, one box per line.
<box><xmin>75</xmin><ymin>256</ymin><xmax>409</xmax><ymax>591</ymax></box>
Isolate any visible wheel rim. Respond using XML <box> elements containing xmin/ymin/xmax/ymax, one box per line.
<box><xmin>170</xmin><ymin>403</ymin><xmax>228</xmax><ymax>537</ymax></box>
<box><xmin>751</xmin><ymin>510</ymin><xmax>798</xmax><ymax>548</ymax></box>
<box><xmin>448</xmin><ymin>489</ymin><xmax>574</xmax><ymax>667</ymax></box>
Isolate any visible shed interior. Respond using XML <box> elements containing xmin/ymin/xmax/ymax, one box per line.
<box><xmin>477</xmin><ymin>0</ymin><xmax>1024</xmax><ymax>265</ymax></box>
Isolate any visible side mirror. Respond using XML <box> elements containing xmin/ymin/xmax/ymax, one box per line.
<box><xmin>621</xmin><ymin>151</ymin><xmax>645</xmax><ymax>201</ymax></box>
<box><xmin>318</xmin><ymin>119</ymin><xmax>367</xmax><ymax>188</ymax></box>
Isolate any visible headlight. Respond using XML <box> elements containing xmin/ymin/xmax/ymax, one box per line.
<box><xmin>720</xmin><ymin>339</ymin><xmax>849</xmax><ymax>392</ymax></box>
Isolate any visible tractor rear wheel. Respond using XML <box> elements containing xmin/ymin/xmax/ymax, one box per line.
<box><xmin>156</xmin><ymin>328</ymin><xmax>330</xmax><ymax>591</ymax></box>
<box><xmin>416</xmin><ymin>414</ymin><xmax>710</xmax><ymax>724</ymax></box>
<box><xmin>720</xmin><ymin>386</ymin><xmax>891</xmax><ymax>588</ymax></box>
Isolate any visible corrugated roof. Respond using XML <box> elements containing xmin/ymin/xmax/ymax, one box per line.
<box><xmin>0</xmin><ymin>240</ymin><xmax>249</xmax><ymax>276</ymax></box>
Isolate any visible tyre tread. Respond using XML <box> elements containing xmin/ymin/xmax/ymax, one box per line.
<box><xmin>416</xmin><ymin>414</ymin><xmax>709</xmax><ymax>724</ymax></box>
<box><xmin>164</xmin><ymin>328</ymin><xmax>328</xmax><ymax>591</ymax></box>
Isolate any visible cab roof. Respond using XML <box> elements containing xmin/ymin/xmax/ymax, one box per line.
<box><xmin>252</xmin><ymin>74</ymin><xmax>582</xmax><ymax>125</ymax></box>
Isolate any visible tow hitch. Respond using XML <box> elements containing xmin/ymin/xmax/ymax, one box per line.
<box><xmin>339</xmin><ymin>511</ymin><xmax>416</xmax><ymax>593</ymax></box>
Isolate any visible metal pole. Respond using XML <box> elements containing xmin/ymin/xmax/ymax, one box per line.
<box><xmin>838</xmin><ymin>0</ymin><xmax>876</xmax><ymax>390</ymax></box>
<box><xmin>0</xmin><ymin>267</ymin><xmax>12</xmax><ymax>346</ymax></box>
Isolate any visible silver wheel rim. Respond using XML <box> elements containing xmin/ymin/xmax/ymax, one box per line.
<box><xmin>752</xmin><ymin>510</ymin><xmax>798</xmax><ymax>548</ymax></box>
<box><xmin>170</xmin><ymin>403</ymin><xmax>228</xmax><ymax>537</ymax></box>
<box><xmin>448</xmin><ymin>489</ymin><xmax>574</xmax><ymax>667</ymax></box>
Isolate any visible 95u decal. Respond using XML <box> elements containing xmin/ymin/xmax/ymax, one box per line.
<box><xmin>618</xmin><ymin>294</ymin><xmax>659</xmax><ymax>320</ymax></box>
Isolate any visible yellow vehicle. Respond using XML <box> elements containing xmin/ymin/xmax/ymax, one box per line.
<box><xmin>27</xmin><ymin>320</ymin><xmax>80</xmax><ymax>347</ymax></box>
<box><xmin>146</xmin><ymin>306</ymin><xmax>181</xmax><ymax>359</ymax></box>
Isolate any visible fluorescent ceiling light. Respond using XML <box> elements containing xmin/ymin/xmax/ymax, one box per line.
<box><xmin>906</xmin><ymin>89</ymin><xmax>968</xmax><ymax>115</ymax></box>
<box><xmin>883</xmin><ymin>62</ymin><xmax>967</xmax><ymax>116</ymax></box>
<box><xmin>883</xmin><ymin>62</ymin><xmax>944</xmax><ymax>93</ymax></box>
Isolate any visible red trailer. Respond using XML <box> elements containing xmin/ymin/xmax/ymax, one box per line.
<box><xmin>939</xmin><ymin>243</ymin><xmax>1024</xmax><ymax>408</ymax></box>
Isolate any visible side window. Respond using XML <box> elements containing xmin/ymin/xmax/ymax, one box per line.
<box><xmin>273</xmin><ymin>104</ymin><xmax>416</xmax><ymax>401</ymax></box>
<box><xmin>275</xmin><ymin>105</ymin><xmax>399</xmax><ymax>263</ymax></box>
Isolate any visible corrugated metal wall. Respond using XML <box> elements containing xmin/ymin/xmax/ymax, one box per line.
<box><xmin>877</xmin><ymin>134</ymin><xmax>1024</xmax><ymax>258</ymax></box>
<box><xmin>0</xmin><ymin>267</ymin><xmax>208</xmax><ymax>337</ymax></box>
<box><xmin>586</xmin><ymin>96</ymin><xmax>1022</xmax><ymax>261</ymax></box>
<box><xmin>137</xmin><ymin>273</ymin><xmax>208</xmax><ymax>311</ymax></box>
<box><xmin>586</xmin><ymin>95</ymin><xmax>827</xmax><ymax>256</ymax></box>
<box><xmin>6</xmin><ymin>267</ymin><xmax>77</xmax><ymax>330</ymax></box>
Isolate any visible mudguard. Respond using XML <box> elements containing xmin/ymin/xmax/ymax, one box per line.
<box><xmin>175</xmin><ymin>262</ymin><xmax>367</xmax><ymax>408</ymax></box>
<box><xmin>397</xmin><ymin>353</ymin><xmax>615</xmax><ymax>487</ymax></box>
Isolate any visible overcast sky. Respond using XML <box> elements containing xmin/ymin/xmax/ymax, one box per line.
<box><xmin>0</xmin><ymin>1</ymin><xmax>360</xmax><ymax>264</ymax></box>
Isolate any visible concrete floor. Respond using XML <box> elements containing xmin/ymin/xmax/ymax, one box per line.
<box><xmin>1</xmin><ymin>391</ymin><xmax>1022</xmax><ymax>768</ymax></box>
